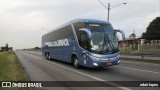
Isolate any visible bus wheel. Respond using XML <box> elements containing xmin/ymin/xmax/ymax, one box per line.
<box><xmin>73</xmin><ymin>57</ymin><xmax>80</xmax><ymax>69</ymax></box>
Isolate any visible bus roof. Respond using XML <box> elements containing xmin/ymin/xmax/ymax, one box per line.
<box><xmin>43</xmin><ymin>19</ymin><xmax>110</xmax><ymax>36</ymax></box>
<box><xmin>69</xmin><ymin>18</ymin><xmax>110</xmax><ymax>24</ymax></box>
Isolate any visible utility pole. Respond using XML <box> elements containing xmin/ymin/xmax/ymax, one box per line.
<box><xmin>107</xmin><ymin>3</ymin><xmax>110</xmax><ymax>21</ymax></box>
<box><xmin>98</xmin><ymin>0</ymin><xmax>126</xmax><ymax>22</ymax></box>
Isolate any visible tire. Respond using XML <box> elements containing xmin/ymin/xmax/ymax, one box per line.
<box><xmin>73</xmin><ymin>57</ymin><xmax>80</xmax><ymax>69</ymax></box>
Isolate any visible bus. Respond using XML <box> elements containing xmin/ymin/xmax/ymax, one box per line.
<box><xmin>42</xmin><ymin>19</ymin><xmax>125</xmax><ymax>68</ymax></box>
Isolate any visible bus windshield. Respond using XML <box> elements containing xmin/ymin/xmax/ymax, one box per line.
<box><xmin>86</xmin><ymin>23</ymin><xmax>119</xmax><ymax>54</ymax></box>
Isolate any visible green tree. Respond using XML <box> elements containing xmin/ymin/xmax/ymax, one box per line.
<box><xmin>145</xmin><ymin>17</ymin><xmax>160</xmax><ymax>38</ymax></box>
<box><xmin>142</xmin><ymin>17</ymin><xmax>160</xmax><ymax>43</ymax></box>
<box><xmin>34</xmin><ymin>47</ymin><xmax>40</xmax><ymax>49</ymax></box>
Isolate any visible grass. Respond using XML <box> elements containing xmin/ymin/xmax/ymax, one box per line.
<box><xmin>0</xmin><ymin>51</ymin><xmax>31</xmax><ymax>90</ymax></box>
<box><xmin>119</xmin><ymin>45</ymin><xmax>160</xmax><ymax>55</ymax></box>
<box><xmin>119</xmin><ymin>48</ymin><xmax>138</xmax><ymax>54</ymax></box>
<box><xmin>121</xmin><ymin>57</ymin><xmax>160</xmax><ymax>64</ymax></box>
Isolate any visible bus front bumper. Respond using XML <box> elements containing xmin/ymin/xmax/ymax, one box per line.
<box><xmin>92</xmin><ymin>58</ymin><xmax>120</xmax><ymax>68</ymax></box>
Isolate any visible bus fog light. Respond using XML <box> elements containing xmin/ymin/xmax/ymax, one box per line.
<box><xmin>93</xmin><ymin>63</ymin><xmax>98</xmax><ymax>66</ymax></box>
<box><xmin>118</xmin><ymin>60</ymin><xmax>120</xmax><ymax>64</ymax></box>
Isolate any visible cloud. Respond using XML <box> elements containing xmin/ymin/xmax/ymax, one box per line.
<box><xmin>0</xmin><ymin>0</ymin><xmax>159</xmax><ymax>49</ymax></box>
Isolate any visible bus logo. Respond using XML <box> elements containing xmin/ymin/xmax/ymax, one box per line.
<box><xmin>45</xmin><ymin>39</ymin><xmax>69</xmax><ymax>47</ymax></box>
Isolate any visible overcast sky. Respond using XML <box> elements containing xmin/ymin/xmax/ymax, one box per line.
<box><xmin>0</xmin><ymin>0</ymin><xmax>159</xmax><ymax>49</ymax></box>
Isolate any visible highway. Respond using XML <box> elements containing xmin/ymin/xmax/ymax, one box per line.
<box><xmin>15</xmin><ymin>51</ymin><xmax>160</xmax><ymax>90</ymax></box>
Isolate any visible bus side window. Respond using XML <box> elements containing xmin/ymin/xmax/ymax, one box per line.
<box><xmin>80</xmin><ymin>33</ymin><xmax>88</xmax><ymax>49</ymax></box>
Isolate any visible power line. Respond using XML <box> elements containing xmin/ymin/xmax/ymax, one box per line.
<box><xmin>97</xmin><ymin>0</ymin><xmax>108</xmax><ymax>9</ymax></box>
<box><xmin>97</xmin><ymin>0</ymin><xmax>126</xmax><ymax>21</ymax></box>
<box><xmin>42</xmin><ymin>27</ymin><xmax>49</xmax><ymax>32</ymax></box>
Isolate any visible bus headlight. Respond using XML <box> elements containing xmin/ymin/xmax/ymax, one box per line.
<box><xmin>93</xmin><ymin>63</ymin><xmax>98</xmax><ymax>66</ymax></box>
<box><xmin>89</xmin><ymin>55</ymin><xmax>109</xmax><ymax>61</ymax></box>
<box><xmin>118</xmin><ymin>60</ymin><xmax>120</xmax><ymax>64</ymax></box>
<box><xmin>89</xmin><ymin>55</ymin><xmax>101</xmax><ymax>60</ymax></box>
<box><xmin>95</xmin><ymin>57</ymin><xmax>101</xmax><ymax>60</ymax></box>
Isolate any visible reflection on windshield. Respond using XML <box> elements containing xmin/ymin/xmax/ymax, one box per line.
<box><xmin>90</xmin><ymin>32</ymin><xmax>105</xmax><ymax>51</ymax></box>
<box><xmin>87</xmin><ymin>23</ymin><xmax>119</xmax><ymax>54</ymax></box>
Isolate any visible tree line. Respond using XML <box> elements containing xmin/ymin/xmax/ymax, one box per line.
<box><xmin>141</xmin><ymin>17</ymin><xmax>160</xmax><ymax>44</ymax></box>
<box><xmin>0</xmin><ymin>43</ymin><xmax>13</xmax><ymax>52</ymax></box>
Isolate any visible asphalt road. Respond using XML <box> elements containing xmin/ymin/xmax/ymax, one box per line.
<box><xmin>15</xmin><ymin>51</ymin><xmax>160</xmax><ymax>90</ymax></box>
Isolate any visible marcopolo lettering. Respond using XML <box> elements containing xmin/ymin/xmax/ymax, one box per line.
<box><xmin>45</xmin><ymin>39</ymin><xmax>69</xmax><ymax>47</ymax></box>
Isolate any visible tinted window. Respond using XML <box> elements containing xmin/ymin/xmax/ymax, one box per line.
<box><xmin>42</xmin><ymin>25</ymin><xmax>73</xmax><ymax>43</ymax></box>
<box><xmin>80</xmin><ymin>33</ymin><xmax>88</xmax><ymax>49</ymax></box>
<box><xmin>73</xmin><ymin>22</ymin><xmax>85</xmax><ymax>40</ymax></box>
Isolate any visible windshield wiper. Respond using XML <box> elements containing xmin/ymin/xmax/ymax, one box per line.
<box><xmin>106</xmin><ymin>33</ymin><xmax>116</xmax><ymax>52</ymax></box>
<box><xmin>100</xmin><ymin>34</ymin><xmax>109</xmax><ymax>53</ymax></box>
<box><xmin>101</xmin><ymin>33</ymin><xmax>116</xmax><ymax>53</ymax></box>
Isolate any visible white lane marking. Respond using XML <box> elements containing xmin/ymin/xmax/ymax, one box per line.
<box><xmin>21</xmin><ymin>52</ymin><xmax>132</xmax><ymax>90</ymax></box>
<box><xmin>25</xmin><ymin>51</ymin><xmax>42</xmax><ymax>55</ymax></box>
<box><xmin>116</xmin><ymin>66</ymin><xmax>160</xmax><ymax>75</ymax></box>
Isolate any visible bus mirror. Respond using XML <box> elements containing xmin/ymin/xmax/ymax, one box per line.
<box><xmin>114</xmin><ymin>29</ymin><xmax>125</xmax><ymax>41</ymax></box>
<box><xmin>79</xmin><ymin>28</ymin><xmax>91</xmax><ymax>38</ymax></box>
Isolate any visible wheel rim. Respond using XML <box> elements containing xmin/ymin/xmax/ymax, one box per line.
<box><xmin>48</xmin><ymin>55</ymin><xmax>50</xmax><ymax>60</ymax></box>
<box><xmin>74</xmin><ymin>58</ymin><xmax>78</xmax><ymax>67</ymax></box>
<box><xmin>46</xmin><ymin>54</ymin><xmax>48</xmax><ymax>59</ymax></box>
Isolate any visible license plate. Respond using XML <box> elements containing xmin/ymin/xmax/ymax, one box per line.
<box><xmin>107</xmin><ymin>62</ymin><xmax>112</xmax><ymax>66</ymax></box>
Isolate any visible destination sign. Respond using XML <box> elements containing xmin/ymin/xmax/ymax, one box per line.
<box><xmin>89</xmin><ymin>24</ymin><xmax>100</xmax><ymax>27</ymax></box>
